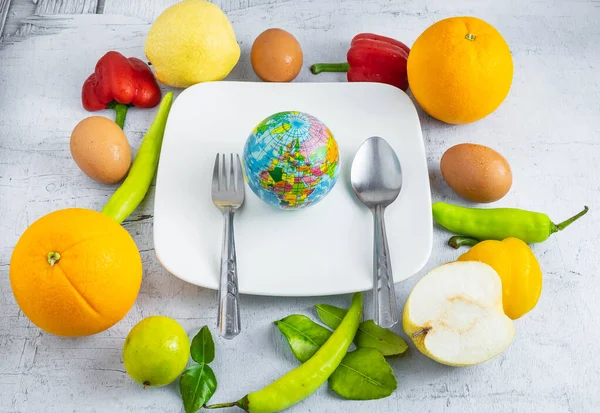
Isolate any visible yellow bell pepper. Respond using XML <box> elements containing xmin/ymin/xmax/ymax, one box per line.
<box><xmin>457</xmin><ymin>237</ymin><xmax>542</xmax><ymax>320</ymax></box>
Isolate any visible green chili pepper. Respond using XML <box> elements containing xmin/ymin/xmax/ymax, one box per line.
<box><xmin>205</xmin><ymin>292</ymin><xmax>363</xmax><ymax>413</ymax></box>
<box><xmin>101</xmin><ymin>92</ymin><xmax>173</xmax><ymax>224</ymax></box>
<box><xmin>432</xmin><ymin>202</ymin><xmax>589</xmax><ymax>244</ymax></box>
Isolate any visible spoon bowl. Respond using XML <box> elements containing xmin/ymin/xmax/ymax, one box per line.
<box><xmin>351</xmin><ymin>137</ymin><xmax>403</xmax><ymax>207</ymax></box>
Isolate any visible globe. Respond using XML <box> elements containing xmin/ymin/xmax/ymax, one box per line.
<box><xmin>242</xmin><ymin>111</ymin><xmax>340</xmax><ymax>210</ymax></box>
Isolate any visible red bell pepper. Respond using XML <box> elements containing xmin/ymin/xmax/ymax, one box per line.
<box><xmin>310</xmin><ymin>33</ymin><xmax>411</xmax><ymax>91</ymax></box>
<box><xmin>82</xmin><ymin>51</ymin><xmax>162</xmax><ymax>129</ymax></box>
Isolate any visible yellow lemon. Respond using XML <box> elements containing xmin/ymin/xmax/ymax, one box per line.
<box><xmin>145</xmin><ymin>0</ymin><xmax>240</xmax><ymax>88</ymax></box>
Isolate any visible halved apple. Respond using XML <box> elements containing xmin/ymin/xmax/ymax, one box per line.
<box><xmin>403</xmin><ymin>261</ymin><xmax>515</xmax><ymax>366</ymax></box>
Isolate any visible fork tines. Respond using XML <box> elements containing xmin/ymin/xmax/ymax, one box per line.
<box><xmin>211</xmin><ymin>153</ymin><xmax>245</xmax><ymax>206</ymax></box>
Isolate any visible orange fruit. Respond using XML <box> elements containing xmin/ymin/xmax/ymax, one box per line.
<box><xmin>9</xmin><ymin>208</ymin><xmax>142</xmax><ymax>337</ymax></box>
<box><xmin>407</xmin><ymin>16</ymin><xmax>513</xmax><ymax>124</ymax></box>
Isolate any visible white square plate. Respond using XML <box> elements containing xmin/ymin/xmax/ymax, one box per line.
<box><xmin>154</xmin><ymin>81</ymin><xmax>432</xmax><ymax>296</ymax></box>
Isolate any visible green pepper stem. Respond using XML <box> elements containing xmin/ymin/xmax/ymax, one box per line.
<box><xmin>204</xmin><ymin>400</ymin><xmax>245</xmax><ymax>410</ymax></box>
<box><xmin>204</xmin><ymin>402</ymin><xmax>237</xmax><ymax>409</ymax></box>
<box><xmin>553</xmin><ymin>206</ymin><xmax>589</xmax><ymax>232</ymax></box>
<box><xmin>448</xmin><ymin>236</ymin><xmax>480</xmax><ymax>249</ymax></box>
<box><xmin>310</xmin><ymin>62</ymin><xmax>350</xmax><ymax>75</ymax></box>
<box><xmin>112</xmin><ymin>103</ymin><xmax>129</xmax><ymax>130</ymax></box>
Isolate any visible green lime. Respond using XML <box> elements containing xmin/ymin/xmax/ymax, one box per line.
<box><xmin>123</xmin><ymin>315</ymin><xmax>190</xmax><ymax>387</ymax></box>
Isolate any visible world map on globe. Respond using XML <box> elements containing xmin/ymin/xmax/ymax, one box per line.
<box><xmin>242</xmin><ymin>111</ymin><xmax>340</xmax><ymax>210</ymax></box>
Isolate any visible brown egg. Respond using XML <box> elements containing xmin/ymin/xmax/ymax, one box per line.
<box><xmin>440</xmin><ymin>143</ymin><xmax>512</xmax><ymax>203</ymax></box>
<box><xmin>70</xmin><ymin>116</ymin><xmax>131</xmax><ymax>184</ymax></box>
<box><xmin>251</xmin><ymin>28</ymin><xmax>303</xmax><ymax>82</ymax></box>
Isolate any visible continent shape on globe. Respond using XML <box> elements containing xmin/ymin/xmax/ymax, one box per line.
<box><xmin>242</xmin><ymin>111</ymin><xmax>340</xmax><ymax>210</ymax></box>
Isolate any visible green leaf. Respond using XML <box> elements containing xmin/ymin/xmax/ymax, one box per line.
<box><xmin>274</xmin><ymin>315</ymin><xmax>332</xmax><ymax>362</ymax></box>
<box><xmin>355</xmin><ymin>320</ymin><xmax>408</xmax><ymax>356</ymax></box>
<box><xmin>190</xmin><ymin>326</ymin><xmax>215</xmax><ymax>364</ymax></box>
<box><xmin>179</xmin><ymin>363</ymin><xmax>217</xmax><ymax>413</ymax></box>
<box><xmin>315</xmin><ymin>304</ymin><xmax>346</xmax><ymax>329</ymax></box>
<box><xmin>275</xmin><ymin>314</ymin><xmax>398</xmax><ymax>401</ymax></box>
<box><xmin>329</xmin><ymin>348</ymin><xmax>397</xmax><ymax>400</ymax></box>
<box><xmin>315</xmin><ymin>305</ymin><xmax>408</xmax><ymax>356</ymax></box>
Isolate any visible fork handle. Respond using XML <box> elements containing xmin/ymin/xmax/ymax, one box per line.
<box><xmin>217</xmin><ymin>207</ymin><xmax>241</xmax><ymax>339</ymax></box>
<box><xmin>372</xmin><ymin>205</ymin><xmax>399</xmax><ymax>328</ymax></box>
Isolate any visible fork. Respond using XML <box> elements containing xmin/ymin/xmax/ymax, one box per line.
<box><xmin>211</xmin><ymin>153</ymin><xmax>245</xmax><ymax>339</ymax></box>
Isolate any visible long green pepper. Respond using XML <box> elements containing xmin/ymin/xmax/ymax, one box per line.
<box><xmin>206</xmin><ymin>292</ymin><xmax>363</xmax><ymax>413</ymax></box>
<box><xmin>432</xmin><ymin>202</ymin><xmax>589</xmax><ymax>244</ymax></box>
<box><xmin>102</xmin><ymin>92</ymin><xmax>173</xmax><ymax>223</ymax></box>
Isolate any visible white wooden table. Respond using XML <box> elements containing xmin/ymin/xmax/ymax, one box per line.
<box><xmin>1</xmin><ymin>1</ymin><xmax>599</xmax><ymax>412</ymax></box>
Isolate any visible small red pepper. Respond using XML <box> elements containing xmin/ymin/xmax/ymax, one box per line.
<box><xmin>310</xmin><ymin>33</ymin><xmax>410</xmax><ymax>91</ymax></box>
<box><xmin>82</xmin><ymin>51</ymin><xmax>162</xmax><ymax>129</ymax></box>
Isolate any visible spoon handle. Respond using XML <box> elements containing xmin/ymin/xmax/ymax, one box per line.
<box><xmin>372</xmin><ymin>205</ymin><xmax>399</xmax><ymax>328</ymax></box>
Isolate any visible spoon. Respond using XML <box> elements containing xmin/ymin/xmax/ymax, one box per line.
<box><xmin>350</xmin><ymin>136</ymin><xmax>403</xmax><ymax>328</ymax></box>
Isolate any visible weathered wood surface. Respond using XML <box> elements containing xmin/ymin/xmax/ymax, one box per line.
<box><xmin>101</xmin><ymin>0</ymin><xmax>294</xmax><ymax>22</ymax></box>
<box><xmin>1</xmin><ymin>0</ymin><xmax>99</xmax><ymax>37</ymax></box>
<box><xmin>0</xmin><ymin>0</ymin><xmax>10</xmax><ymax>36</ymax></box>
<box><xmin>1</xmin><ymin>1</ymin><xmax>600</xmax><ymax>412</ymax></box>
<box><xmin>0</xmin><ymin>0</ymin><xmax>20</xmax><ymax>36</ymax></box>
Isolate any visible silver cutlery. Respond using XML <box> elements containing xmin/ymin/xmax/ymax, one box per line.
<box><xmin>211</xmin><ymin>153</ymin><xmax>245</xmax><ymax>339</ymax></box>
<box><xmin>350</xmin><ymin>136</ymin><xmax>403</xmax><ymax>328</ymax></box>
